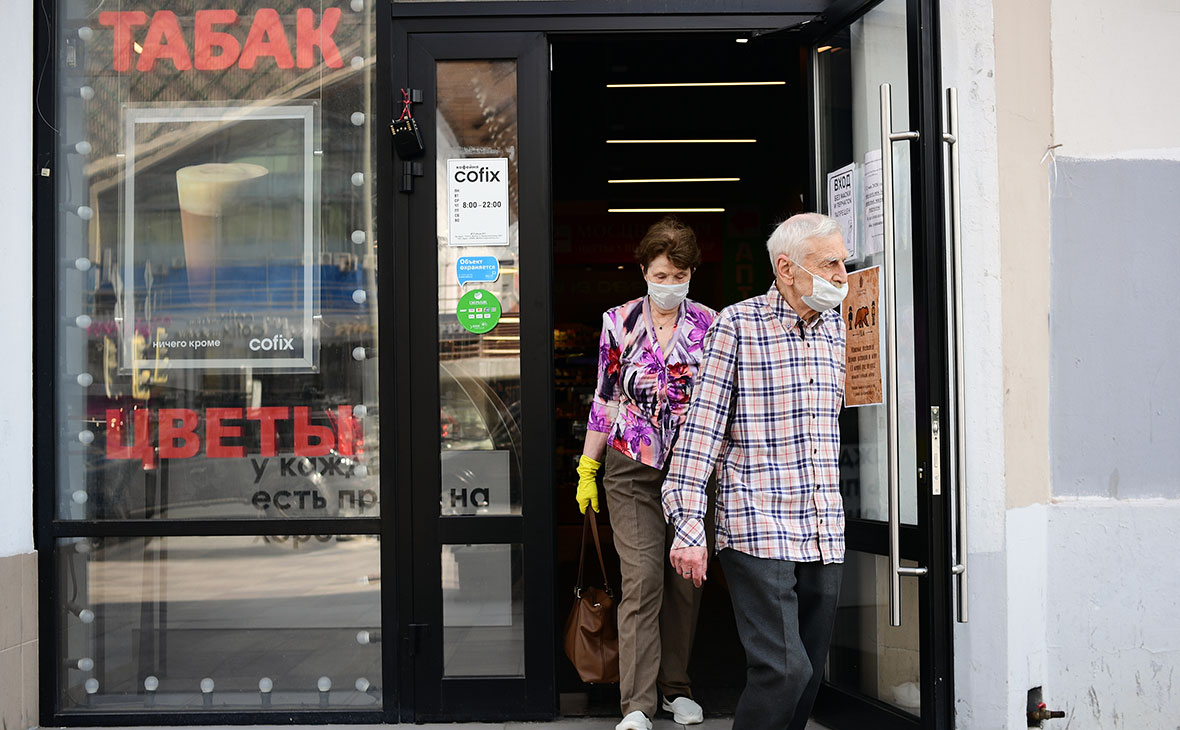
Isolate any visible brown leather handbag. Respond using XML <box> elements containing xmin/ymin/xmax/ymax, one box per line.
<box><xmin>563</xmin><ymin>511</ymin><xmax>620</xmax><ymax>684</ymax></box>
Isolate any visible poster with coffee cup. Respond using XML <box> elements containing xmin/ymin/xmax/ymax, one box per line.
<box><xmin>121</xmin><ymin>105</ymin><xmax>320</xmax><ymax>372</ymax></box>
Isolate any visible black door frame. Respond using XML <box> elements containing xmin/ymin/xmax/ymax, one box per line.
<box><xmin>392</xmin><ymin>28</ymin><xmax>555</xmax><ymax>721</ymax></box>
<box><xmin>389</xmin><ymin>0</ymin><xmax>953</xmax><ymax>725</ymax></box>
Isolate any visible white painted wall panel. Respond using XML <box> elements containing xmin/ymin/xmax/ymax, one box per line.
<box><xmin>0</xmin><ymin>0</ymin><xmax>33</xmax><ymax>558</ymax></box>
<box><xmin>1052</xmin><ymin>0</ymin><xmax>1180</xmax><ymax>160</ymax></box>
<box><xmin>941</xmin><ymin>1</ymin><xmax>1010</xmax><ymax>726</ymax></box>
<box><xmin>1046</xmin><ymin>500</ymin><xmax>1180</xmax><ymax>727</ymax></box>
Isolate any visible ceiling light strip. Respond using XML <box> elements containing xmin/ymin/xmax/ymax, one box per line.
<box><xmin>606</xmin><ymin>81</ymin><xmax>786</xmax><ymax>88</ymax></box>
<box><xmin>607</xmin><ymin>177</ymin><xmax>741</xmax><ymax>184</ymax></box>
<box><xmin>606</xmin><ymin>139</ymin><xmax>756</xmax><ymax>144</ymax></box>
<box><xmin>607</xmin><ymin>208</ymin><xmax>726</xmax><ymax>213</ymax></box>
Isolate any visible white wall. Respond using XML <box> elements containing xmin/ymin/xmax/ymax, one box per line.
<box><xmin>1051</xmin><ymin>0</ymin><xmax>1180</xmax><ymax>160</ymax></box>
<box><xmin>1045</xmin><ymin>1</ymin><xmax>1180</xmax><ymax>727</ymax></box>
<box><xmin>938</xmin><ymin>0</ymin><xmax>1012</xmax><ymax>727</ymax></box>
<box><xmin>1045</xmin><ymin>501</ymin><xmax>1180</xmax><ymax>726</ymax></box>
<box><xmin>0</xmin><ymin>0</ymin><xmax>33</xmax><ymax>558</ymax></box>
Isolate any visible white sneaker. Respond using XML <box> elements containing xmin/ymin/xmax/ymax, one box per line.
<box><xmin>616</xmin><ymin>710</ymin><xmax>653</xmax><ymax>730</ymax></box>
<box><xmin>661</xmin><ymin>695</ymin><xmax>704</xmax><ymax>725</ymax></box>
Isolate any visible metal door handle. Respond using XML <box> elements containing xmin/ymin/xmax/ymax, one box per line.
<box><xmin>942</xmin><ymin>87</ymin><xmax>969</xmax><ymax>623</ymax></box>
<box><xmin>880</xmin><ymin>83</ymin><xmax>926</xmax><ymax>629</ymax></box>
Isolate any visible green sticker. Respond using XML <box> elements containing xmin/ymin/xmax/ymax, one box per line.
<box><xmin>456</xmin><ymin>289</ymin><xmax>502</xmax><ymax>334</ymax></box>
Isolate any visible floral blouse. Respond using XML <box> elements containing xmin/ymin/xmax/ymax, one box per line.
<box><xmin>588</xmin><ymin>296</ymin><xmax>718</xmax><ymax>470</ymax></box>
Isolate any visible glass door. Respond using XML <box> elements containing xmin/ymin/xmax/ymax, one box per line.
<box><xmin>808</xmin><ymin>1</ymin><xmax>955</xmax><ymax>729</ymax></box>
<box><xmin>393</xmin><ymin>30</ymin><xmax>555</xmax><ymax>721</ymax></box>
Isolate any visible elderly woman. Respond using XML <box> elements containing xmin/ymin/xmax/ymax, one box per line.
<box><xmin>575</xmin><ymin>216</ymin><xmax>716</xmax><ymax>730</ymax></box>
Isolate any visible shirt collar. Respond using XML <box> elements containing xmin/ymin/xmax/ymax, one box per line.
<box><xmin>766</xmin><ymin>283</ymin><xmax>828</xmax><ymax>331</ymax></box>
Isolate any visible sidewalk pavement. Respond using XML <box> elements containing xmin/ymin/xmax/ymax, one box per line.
<box><xmin>61</xmin><ymin>722</ymin><xmax>831</xmax><ymax>730</ymax></box>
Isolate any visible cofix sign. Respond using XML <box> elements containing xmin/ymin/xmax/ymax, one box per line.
<box><xmin>98</xmin><ymin>8</ymin><xmax>346</xmax><ymax>72</ymax></box>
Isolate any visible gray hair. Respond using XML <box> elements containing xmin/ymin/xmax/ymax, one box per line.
<box><xmin>766</xmin><ymin>213</ymin><xmax>843</xmax><ymax>266</ymax></box>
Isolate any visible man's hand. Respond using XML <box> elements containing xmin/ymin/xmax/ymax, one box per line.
<box><xmin>669</xmin><ymin>546</ymin><xmax>708</xmax><ymax>588</ymax></box>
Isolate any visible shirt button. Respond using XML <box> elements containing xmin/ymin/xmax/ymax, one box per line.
<box><xmin>810</xmin><ymin>378</ymin><xmax>814</xmax><ymax>384</ymax></box>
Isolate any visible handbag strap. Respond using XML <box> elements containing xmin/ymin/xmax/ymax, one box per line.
<box><xmin>575</xmin><ymin>510</ymin><xmax>612</xmax><ymax>596</ymax></box>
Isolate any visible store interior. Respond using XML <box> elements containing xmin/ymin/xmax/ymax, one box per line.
<box><xmin>548</xmin><ymin>32</ymin><xmax>811</xmax><ymax>715</ymax></box>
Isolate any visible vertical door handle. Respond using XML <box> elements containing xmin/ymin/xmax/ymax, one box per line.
<box><xmin>880</xmin><ymin>83</ymin><xmax>926</xmax><ymax>629</ymax></box>
<box><xmin>942</xmin><ymin>87</ymin><xmax>969</xmax><ymax>623</ymax></box>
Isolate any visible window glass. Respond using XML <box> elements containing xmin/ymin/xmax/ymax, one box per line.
<box><xmin>57</xmin><ymin>535</ymin><xmax>382</xmax><ymax>712</ymax></box>
<box><xmin>435</xmin><ymin>60</ymin><xmax>523</xmax><ymax>517</ymax></box>
<box><xmin>54</xmin><ymin>1</ymin><xmax>380</xmax><ymax>520</ymax></box>
<box><xmin>442</xmin><ymin>543</ymin><xmax>524</xmax><ymax>676</ymax></box>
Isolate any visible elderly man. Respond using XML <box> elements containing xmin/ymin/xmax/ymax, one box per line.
<box><xmin>662</xmin><ymin>213</ymin><xmax>848</xmax><ymax>730</ymax></box>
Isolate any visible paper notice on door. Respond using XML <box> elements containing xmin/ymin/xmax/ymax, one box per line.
<box><xmin>826</xmin><ymin>162</ymin><xmax>857</xmax><ymax>261</ymax></box>
<box><xmin>447</xmin><ymin>157</ymin><xmax>510</xmax><ymax>246</ymax></box>
<box><xmin>863</xmin><ymin>149</ymin><xmax>884</xmax><ymax>256</ymax></box>
<box><xmin>844</xmin><ymin>266</ymin><xmax>883</xmax><ymax>407</ymax></box>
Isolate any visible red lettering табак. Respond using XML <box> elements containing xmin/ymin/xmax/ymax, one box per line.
<box><xmin>98</xmin><ymin>11</ymin><xmax>149</xmax><ymax>72</ymax></box>
<box><xmin>239</xmin><ymin>9</ymin><xmax>295</xmax><ymax>70</ymax></box>
<box><xmin>194</xmin><ymin>9</ymin><xmax>241</xmax><ymax>70</ymax></box>
<box><xmin>296</xmin><ymin>8</ymin><xmax>344</xmax><ymax>69</ymax></box>
<box><xmin>137</xmin><ymin>11</ymin><xmax>193</xmax><ymax>72</ymax></box>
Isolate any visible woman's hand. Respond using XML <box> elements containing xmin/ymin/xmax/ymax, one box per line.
<box><xmin>575</xmin><ymin>455</ymin><xmax>601</xmax><ymax>513</ymax></box>
<box><xmin>669</xmin><ymin>546</ymin><xmax>708</xmax><ymax>588</ymax></box>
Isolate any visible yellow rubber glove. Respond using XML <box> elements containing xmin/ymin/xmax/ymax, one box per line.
<box><xmin>575</xmin><ymin>455</ymin><xmax>602</xmax><ymax>514</ymax></box>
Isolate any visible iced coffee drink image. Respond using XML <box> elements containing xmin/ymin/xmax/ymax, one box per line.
<box><xmin>175</xmin><ymin>162</ymin><xmax>269</xmax><ymax>306</ymax></box>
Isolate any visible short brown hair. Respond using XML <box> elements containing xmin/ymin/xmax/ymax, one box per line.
<box><xmin>634</xmin><ymin>216</ymin><xmax>701</xmax><ymax>271</ymax></box>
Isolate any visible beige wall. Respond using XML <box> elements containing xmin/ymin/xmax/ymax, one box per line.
<box><xmin>1052</xmin><ymin>0</ymin><xmax>1180</xmax><ymax>159</ymax></box>
<box><xmin>994</xmin><ymin>0</ymin><xmax>1053</xmax><ymax>509</ymax></box>
<box><xmin>0</xmin><ymin>552</ymin><xmax>38</xmax><ymax>730</ymax></box>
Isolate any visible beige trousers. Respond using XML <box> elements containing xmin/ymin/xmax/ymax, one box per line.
<box><xmin>603</xmin><ymin>447</ymin><xmax>714</xmax><ymax>718</ymax></box>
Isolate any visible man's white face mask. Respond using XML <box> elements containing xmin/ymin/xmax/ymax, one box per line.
<box><xmin>793</xmin><ymin>261</ymin><xmax>848</xmax><ymax>312</ymax></box>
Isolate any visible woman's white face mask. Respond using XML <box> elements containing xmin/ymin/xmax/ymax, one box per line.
<box><xmin>644</xmin><ymin>254</ymin><xmax>692</xmax><ymax>310</ymax></box>
<box><xmin>646</xmin><ymin>280</ymin><xmax>690</xmax><ymax>310</ymax></box>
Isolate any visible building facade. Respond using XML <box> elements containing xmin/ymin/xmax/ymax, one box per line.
<box><xmin>2</xmin><ymin>1</ymin><xmax>1177</xmax><ymax>729</ymax></box>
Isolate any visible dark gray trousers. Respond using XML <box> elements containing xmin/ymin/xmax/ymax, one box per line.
<box><xmin>719</xmin><ymin>548</ymin><xmax>843</xmax><ymax>730</ymax></box>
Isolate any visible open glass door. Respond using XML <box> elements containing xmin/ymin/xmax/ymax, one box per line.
<box><xmin>393</xmin><ymin>29</ymin><xmax>555</xmax><ymax>721</ymax></box>
<box><xmin>808</xmin><ymin>1</ymin><xmax>955</xmax><ymax>729</ymax></box>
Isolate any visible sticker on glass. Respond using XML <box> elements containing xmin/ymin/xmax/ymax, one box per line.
<box><xmin>456</xmin><ymin>289</ymin><xmax>502</xmax><ymax>334</ymax></box>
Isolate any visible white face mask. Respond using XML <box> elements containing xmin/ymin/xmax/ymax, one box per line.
<box><xmin>793</xmin><ymin>262</ymin><xmax>848</xmax><ymax>312</ymax></box>
<box><xmin>647</xmin><ymin>280</ymin><xmax>690</xmax><ymax>311</ymax></box>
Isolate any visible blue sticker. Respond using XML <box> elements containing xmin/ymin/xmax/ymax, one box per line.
<box><xmin>456</xmin><ymin>256</ymin><xmax>500</xmax><ymax>286</ymax></box>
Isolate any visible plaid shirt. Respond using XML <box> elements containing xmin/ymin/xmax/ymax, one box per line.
<box><xmin>661</xmin><ymin>284</ymin><xmax>846</xmax><ymax>563</ymax></box>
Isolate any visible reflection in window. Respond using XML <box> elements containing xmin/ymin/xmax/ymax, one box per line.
<box><xmin>55</xmin><ymin>2</ymin><xmax>381</xmax><ymax>522</ymax></box>
<box><xmin>442</xmin><ymin>543</ymin><xmax>524</xmax><ymax>677</ymax></box>
<box><xmin>57</xmin><ymin>535</ymin><xmax>382</xmax><ymax>711</ymax></box>
<box><xmin>436</xmin><ymin>60</ymin><xmax>523</xmax><ymax>516</ymax></box>
<box><xmin>826</xmin><ymin>551</ymin><xmax>921</xmax><ymax>717</ymax></box>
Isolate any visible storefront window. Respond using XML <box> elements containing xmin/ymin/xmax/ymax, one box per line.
<box><xmin>51</xmin><ymin>0</ymin><xmax>380</xmax><ymax>714</ymax></box>
<box><xmin>57</xmin><ymin>535</ymin><xmax>382</xmax><ymax>711</ymax></box>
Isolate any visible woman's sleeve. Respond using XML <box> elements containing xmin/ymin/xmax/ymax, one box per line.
<box><xmin>587</xmin><ymin>310</ymin><xmax>621</xmax><ymax>434</ymax></box>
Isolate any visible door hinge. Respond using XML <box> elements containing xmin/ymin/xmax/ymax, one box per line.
<box><xmin>399</xmin><ymin>161</ymin><xmax>424</xmax><ymax>194</ymax></box>
<box><xmin>406</xmin><ymin>623</ymin><xmax>428</xmax><ymax>656</ymax></box>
